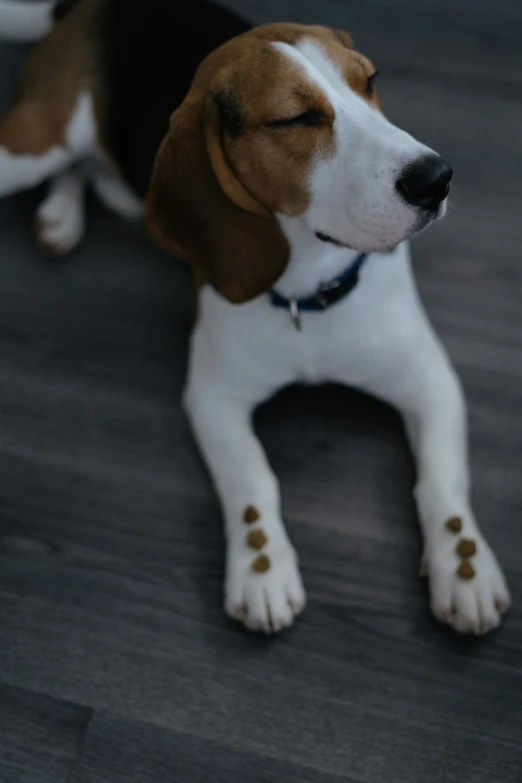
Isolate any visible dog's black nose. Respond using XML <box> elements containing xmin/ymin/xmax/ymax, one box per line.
<box><xmin>396</xmin><ymin>156</ymin><xmax>453</xmax><ymax>210</ymax></box>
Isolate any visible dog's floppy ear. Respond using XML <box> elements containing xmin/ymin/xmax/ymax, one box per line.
<box><xmin>146</xmin><ymin>92</ymin><xmax>289</xmax><ymax>304</ymax></box>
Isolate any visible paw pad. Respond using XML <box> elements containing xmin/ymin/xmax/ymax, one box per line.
<box><xmin>456</xmin><ymin>538</ymin><xmax>477</xmax><ymax>558</ymax></box>
<box><xmin>243</xmin><ymin>505</ymin><xmax>260</xmax><ymax>524</ymax></box>
<box><xmin>457</xmin><ymin>560</ymin><xmax>475</xmax><ymax>580</ymax></box>
<box><xmin>247</xmin><ymin>529</ymin><xmax>268</xmax><ymax>550</ymax></box>
<box><xmin>445</xmin><ymin>516</ymin><xmax>462</xmax><ymax>534</ymax></box>
<box><xmin>251</xmin><ymin>554</ymin><xmax>271</xmax><ymax>573</ymax></box>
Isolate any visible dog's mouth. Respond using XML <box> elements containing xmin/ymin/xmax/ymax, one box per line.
<box><xmin>410</xmin><ymin>201</ymin><xmax>446</xmax><ymax>236</ymax></box>
<box><xmin>315</xmin><ymin>196</ymin><xmax>446</xmax><ymax>252</ymax></box>
<box><xmin>314</xmin><ymin>230</ymin><xmax>396</xmax><ymax>254</ymax></box>
<box><xmin>315</xmin><ymin>231</ymin><xmax>345</xmax><ymax>247</ymax></box>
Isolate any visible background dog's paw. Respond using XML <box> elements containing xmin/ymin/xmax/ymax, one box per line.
<box><xmin>225</xmin><ymin>539</ymin><xmax>306</xmax><ymax>633</ymax></box>
<box><xmin>35</xmin><ymin>190</ymin><xmax>85</xmax><ymax>257</ymax></box>
<box><xmin>426</xmin><ymin>535</ymin><xmax>510</xmax><ymax>634</ymax></box>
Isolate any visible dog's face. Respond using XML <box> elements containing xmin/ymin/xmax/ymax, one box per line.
<box><xmin>147</xmin><ymin>24</ymin><xmax>452</xmax><ymax>301</ymax></box>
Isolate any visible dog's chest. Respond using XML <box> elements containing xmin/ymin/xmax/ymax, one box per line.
<box><xmin>196</xmin><ymin>243</ymin><xmax>417</xmax><ymax>393</ymax></box>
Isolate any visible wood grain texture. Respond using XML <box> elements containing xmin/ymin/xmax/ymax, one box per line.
<box><xmin>76</xmin><ymin>711</ymin><xmax>357</xmax><ymax>783</ymax></box>
<box><xmin>0</xmin><ymin>2</ymin><xmax>521</xmax><ymax>781</ymax></box>
<box><xmin>0</xmin><ymin>684</ymin><xmax>92</xmax><ymax>783</ymax></box>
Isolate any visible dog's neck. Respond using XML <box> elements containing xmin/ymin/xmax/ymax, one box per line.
<box><xmin>275</xmin><ymin>214</ymin><xmax>363</xmax><ymax>299</ymax></box>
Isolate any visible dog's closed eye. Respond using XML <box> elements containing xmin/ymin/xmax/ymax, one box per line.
<box><xmin>267</xmin><ymin>109</ymin><xmax>324</xmax><ymax>128</ymax></box>
<box><xmin>366</xmin><ymin>70</ymin><xmax>380</xmax><ymax>97</ymax></box>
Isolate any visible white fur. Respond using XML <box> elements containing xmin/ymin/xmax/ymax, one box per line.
<box><xmin>0</xmin><ymin>0</ymin><xmax>54</xmax><ymax>42</ymax></box>
<box><xmin>65</xmin><ymin>92</ymin><xmax>98</xmax><ymax>155</ymax></box>
<box><xmin>0</xmin><ymin>144</ymin><xmax>68</xmax><ymax>197</ymax></box>
<box><xmin>184</xmin><ymin>41</ymin><xmax>510</xmax><ymax>634</ymax></box>
<box><xmin>37</xmin><ymin>166</ymin><xmax>86</xmax><ymax>254</ymax></box>
<box><xmin>276</xmin><ymin>39</ymin><xmax>445</xmax><ymax>253</ymax></box>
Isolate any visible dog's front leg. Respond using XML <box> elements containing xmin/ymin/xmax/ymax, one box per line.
<box><xmin>183</xmin><ymin>354</ymin><xmax>305</xmax><ymax>633</ymax></box>
<box><xmin>363</xmin><ymin>314</ymin><xmax>511</xmax><ymax>634</ymax></box>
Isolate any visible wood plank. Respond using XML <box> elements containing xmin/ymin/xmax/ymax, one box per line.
<box><xmin>0</xmin><ymin>684</ymin><xmax>92</xmax><ymax>783</ymax></box>
<box><xmin>75</xmin><ymin>711</ymin><xmax>355</xmax><ymax>783</ymax></box>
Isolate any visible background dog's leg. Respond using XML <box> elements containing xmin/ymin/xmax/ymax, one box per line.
<box><xmin>35</xmin><ymin>165</ymin><xmax>86</xmax><ymax>256</ymax></box>
<box><xmin>0</xmin><ymin>102</ymin><xmax>72</xmax><ymax>198</ymax></box>
<box><xmin>184</xmin><ymin>356</ymin><xmax>306</xmax><ymax>633</ymax></box>
<box><xmin>363</xmin><ymin>316</ymin><xmax>511</xmax><ymax>634</ymax></box>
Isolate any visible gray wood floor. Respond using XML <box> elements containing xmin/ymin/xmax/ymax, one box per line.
<box><xmin>1</xmin><ymin>2</ymin><xmax>521</xmax><ymax>781</ymax></box>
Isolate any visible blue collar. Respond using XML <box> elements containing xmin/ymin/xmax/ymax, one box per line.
<box><xmin>269</xmin><ymin>252</ymin><xmax>369</xmax><ymax>330</ymax></box>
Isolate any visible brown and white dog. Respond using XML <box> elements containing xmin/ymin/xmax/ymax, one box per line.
<box><xmin>0</xmin><ymin>0</ymin><xmax>511</xmax><ymax>634</ymax></box>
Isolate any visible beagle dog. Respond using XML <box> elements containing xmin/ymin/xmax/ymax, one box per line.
<box><xmin>0</xmin><ymin>0</ymin><xmax>511</xmax><ymax>634</ymax></box>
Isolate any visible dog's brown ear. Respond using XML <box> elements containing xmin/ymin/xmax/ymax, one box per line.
<box><xmin>146</xmin><ymin>93</ymin><xmax>289</xmax><ymax>304</ymax></box>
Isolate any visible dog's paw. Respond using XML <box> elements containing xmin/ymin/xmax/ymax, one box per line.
<box><xmin>35</xmin><ymin>189</ymin><xmax>85</xmax><ymax>257</ymax></box>
<box><xmin>225</xmin><ymin>535</ymin><xmax>306</xmax><ymax>633</ymax></box>
<box><xmin>424</xmin><ymin>533</ymin><xmax>510</xmax><ymax>635</ymax></box>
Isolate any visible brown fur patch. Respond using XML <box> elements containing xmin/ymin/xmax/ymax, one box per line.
<box><xmin>456</xmin><ymin>538</ymin><xmax>477</xmax><ymax>559</ymax></box>
<box><xmin>187</xmin><ymin>26</ymin><xmax>340</xmax><ymax>217</ymax></box>
<box><xmin>333</xmin><ymin>30</ymin><xmax>355</xmax><ymax>49</ymax></box>
<box><xmin>248</xmin><ymin>24</ymin><xmax>378</xmax><ymax>108</ymax></box>
<box><xmin>146</xmin><ymin>96</ymin><xmax>289</xmax><ymax>304</ymax></box>
<box><xmin>216</xmin><ymin>35</ymin><xmax>338</xmax><ymax>215</ymax></box>
<box><xmin>251</xmin><ymin>554</ymin><xmax>271</xmax><ymax>573</ymax></box>
<box><xmin>311</xmin><ymin>35</ymin><xmax>380</xmax><ymax>107</ymax></box>
<box><xmin>0</xmin><ymin>103</ymin><xmax>62</xmax><ymax>155</ymax></box>
<box><xmin>243</xmin><ymin>506</ymin><xmax>260</xmax><ymax>524</ymax></box>
<box><xmin>341</xmin><ymin>52</ymin><xmax>380</xmax><ymax>107</ymax></box>
<box><xmin>247</xmin><ymin>529</ymin><xmax>268</xmax><ymax>550</ymax></box>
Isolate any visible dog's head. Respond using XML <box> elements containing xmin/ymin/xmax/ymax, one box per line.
<box><xmin>146</xmin><ymin>23</ymin><xmax>452</xmax><ymax>303</ymax></box>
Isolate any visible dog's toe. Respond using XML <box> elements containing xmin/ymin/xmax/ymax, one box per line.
<box><xmin>427</xmin><ymin>535</ymin><xmax>510</xmax><ymax>635</ymax></box>
<box><xmin>225</xmin><ymin>540</ymin><xmax>306</xmax><ymax>634</ymax></box>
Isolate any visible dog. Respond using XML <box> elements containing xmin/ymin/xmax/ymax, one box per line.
<box><xmin>0</xmin><ymin>0</ymin><xmax>511</xmax><ymax>634</ymax></box>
